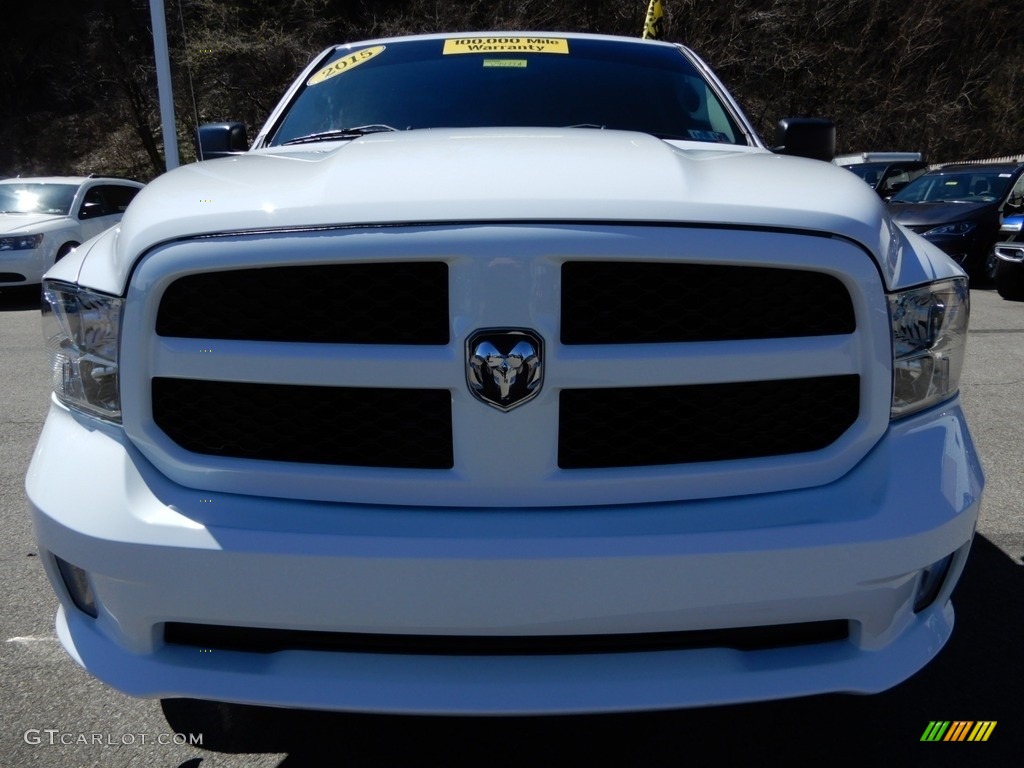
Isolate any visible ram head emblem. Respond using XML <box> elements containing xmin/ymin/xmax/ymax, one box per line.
<box><xmin>467</xmin><ymin>330</ymin><xmax>544</xmax><ymax>411</ymax></box>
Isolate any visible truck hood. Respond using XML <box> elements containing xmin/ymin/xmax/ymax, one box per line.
<box><xmin>106</xmin><ymin>128</ymin><xmax>892</xmax><ymax>284</ymax></box>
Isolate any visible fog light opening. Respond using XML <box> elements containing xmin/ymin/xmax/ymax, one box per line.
<box><xmin>55</xmin><ymin>556</ymin><xmax>98</xmax><ymax>618</ymax></box>
<box><xmin>913</xmin><ymin>554</ymin><xmax>955</xmax><ymax>614</ymax></box>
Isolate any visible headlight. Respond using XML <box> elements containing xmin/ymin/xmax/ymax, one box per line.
<box><xmin>0</xmin><ymin>234</ymin><xmax>43</xmax><ymax>251</ymax></box>
<box><xmin>888</xmin><ymin>278</ymin><xmax>968</xmax><ymax>418</ymax></box>
<box><xmin>42</xmin><ymin>281</ymin><xmax>122</xmax><ymax>421</ymax></box>
<box><xmin>923</xmin><ymin>222</ymin><xmax>975</xmax><ymax>237</ymax></box>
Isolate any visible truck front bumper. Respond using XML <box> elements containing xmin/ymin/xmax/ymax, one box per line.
<box><xmin>27</xmin><ymin>397</ymin><xmax>983</xmax><ymax>714</ymax></box>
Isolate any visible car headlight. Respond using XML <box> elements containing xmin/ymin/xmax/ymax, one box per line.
<box><xmin>888</xmin><ymin>278</ymin><xmax>968</xmax><ymax>418</ymax></box>
<box><xmin>923</xmin><ymin>221</ymin><xmax>975</xmax><ymax>237</ymax></box>
<box><xmin>42</xmin><ymin>281</ymin><xmax>122</xmax><ymax>422</ymax></box>
<box><xmin>0</xmin><ymin>234</ymin><xmax>43</xmax><ymax>251</ymax></box>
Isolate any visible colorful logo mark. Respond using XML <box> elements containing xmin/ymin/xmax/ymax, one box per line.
<box><xmin>920</xmin><ymin>721</ymin><xmax>996</xmax><ymax>742</ymax></box>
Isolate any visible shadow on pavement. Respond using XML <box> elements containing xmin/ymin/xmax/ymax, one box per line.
<box><xmin>161</xmin><ymin>534</ymin><xmax>1022</xmax><ymax>767</ymax></box>
<box><xmin>0</xmin><ymin>285</ymin><xmax>42</xmax><ymax>312</ymax></box>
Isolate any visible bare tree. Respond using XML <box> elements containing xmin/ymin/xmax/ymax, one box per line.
<box><xmin>3</xmin><ymin>0</ymin><xmax>1022</xmax><ymax>178</ymax></box>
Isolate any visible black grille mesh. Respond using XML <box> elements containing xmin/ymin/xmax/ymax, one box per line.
<box><xmin>165</xmin><ymin>619</ymin><xmax>849</xmax><ymax>655</ymax></box>
<box><xmin>561</xmin><ymin>261</ymin><xmax>855</xmax><ymax>344</ymax></box>
<box><xmin>156</xmin><ymin>262</ymin><xmax>449</xmax><ymax>344</ymax></box>
<box><xmin>559</xmin><ymin>375</ymin><xmax>859</xmax><ymax>469</ymax></box>
<box><xmin>152</xmin><ymin>378</ymin><xmax>453</xmax><ymax>469</ymax></box>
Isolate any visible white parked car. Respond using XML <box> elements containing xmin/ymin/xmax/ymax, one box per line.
<box><xmin>0</xmin><ymin>176</ymin><xmax>143</xmax><ymax>287</ymax></box>
<box><xmin>27</xmin><ymin>32</ymin><xmax>982</xmax><ymax>715</ymax></box>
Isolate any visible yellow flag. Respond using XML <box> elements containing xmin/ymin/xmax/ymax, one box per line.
<box><xmin>642</xmin><ymin>0</ymin><xmax>664</xmax><ymax>40</ymax></box>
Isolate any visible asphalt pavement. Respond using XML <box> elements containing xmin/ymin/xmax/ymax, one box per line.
<box><xmin>0</xmin><ymin>283</ymin><xmax>1020</xmax><ymax>767</ymax></box>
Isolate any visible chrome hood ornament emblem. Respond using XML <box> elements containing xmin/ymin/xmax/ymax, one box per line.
<box><xmin>467</xmin><ymin>329</ymin><xmax>544</xmax><ymax>411</ymax></box>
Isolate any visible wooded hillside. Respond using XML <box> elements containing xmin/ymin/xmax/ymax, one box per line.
<box><xmin>2</xmin><ymin>0</ymin><xmax>1022</xmax><ymax>180</ymax></box>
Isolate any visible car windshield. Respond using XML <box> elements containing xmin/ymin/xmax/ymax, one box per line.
<box><xmin>845</xmin><ymin>163</ymin><xmax>886</xmax><ymax>187</ymax></box>
<box><xmin>267</xmin><ymin>36</ymin><xmax>747</xmax><ymax>147</ymax></box>
<box><xmin>0</xmin><ymin>183</ymin><xmax>77</xmax><ymax>215</ymax></box>
<box><xmin>890</xmin><ymin>170</ymin><xmax>1013</xmax><ymax>204</ymax></box>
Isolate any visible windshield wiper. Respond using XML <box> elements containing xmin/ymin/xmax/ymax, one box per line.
<box><xmin>281</xmin><ymin>125</ymin><xmax>401</xmax><ymax>146</ymax></box>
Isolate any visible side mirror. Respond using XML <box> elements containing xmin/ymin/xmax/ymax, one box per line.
<box><xmin>195</xmin><ymin>122</ymin><xmax>249</xmax><ymax>161</ymax></box>
<box><xmin>772</xmin><ymin>117</ymin><xmax>835</xmax><ymax>162</ymax></box>
<box><xmin>78</xmin><ymin>201</ymin><xmax>104</xmax><ymax>220</ymax></box>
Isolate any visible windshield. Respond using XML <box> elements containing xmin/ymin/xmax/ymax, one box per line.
<box><xmin>267</xmin><ymin>36</ymin><xmax>747</xmax><ymax>147</ymax></box>
<box><xmin>891</xmin><ymin>170</ymin><xmax>1013</xmax><ymax>204</ymax></box>
<box><xmin>0</xmin><ymin>183</ymin><xmax>77</xmax><ymax>215</ymax></box>
<box><xmin>845</xmin><ymin>163</ymin><xmax>886</xmax><ymax>187</ymax></box>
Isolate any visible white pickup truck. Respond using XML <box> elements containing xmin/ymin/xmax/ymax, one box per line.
<box><xmin>27</xmin><ymin>32</ymin><xmax>983</xmax><ymax>715</ymax></box>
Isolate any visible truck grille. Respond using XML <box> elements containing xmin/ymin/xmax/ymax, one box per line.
<box><xmin>561</xmin><ymin>261</ymin><xmax>855</xmax><ymax>344</ymax></box>
<box><xmin>126</xmin><ymin>224</ymin><xmax>882</xmax><ymax>506</ymax></box>
<box><xmin>558</xmin><ymin>375</ymin><xmax>859</xmax><ymax>469</ymax></box>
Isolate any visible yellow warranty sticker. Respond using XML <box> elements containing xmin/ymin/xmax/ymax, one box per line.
<box><xmin>307</xmin><ymin>45</ymin><xmax>386</xmax><ymax>86</ymax></box>
<box><xmin>443</xmin><ymin>37</ymin><xmax>569</xmax><ymax>55</ymax></box>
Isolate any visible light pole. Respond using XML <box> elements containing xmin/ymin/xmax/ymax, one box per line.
<box><xmin>148</xmin><ymin>0</ymin><xmax>179</xmax><ymax>171</ymax></box>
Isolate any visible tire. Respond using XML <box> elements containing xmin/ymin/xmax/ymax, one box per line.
<box><xmin>983</xmin><ymin>249</ymin><xmax>1001</xmax><ymax>282</ymax></box>
<box><xmin>995</xmin><ymin>261</ymin><xmax>1024</xmax><ymax>301</ymax></box>
<box><xmin>960</xmin><ymin>250</ymin><xmax>990</xmax><ymax>284</ymax></box>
